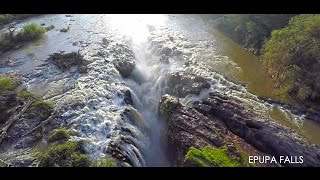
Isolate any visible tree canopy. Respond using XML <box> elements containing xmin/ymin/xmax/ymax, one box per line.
<box><xmin>262</xmin><ymin>14</ymin><xmax>320</xmax><ymax>102</ymax></box>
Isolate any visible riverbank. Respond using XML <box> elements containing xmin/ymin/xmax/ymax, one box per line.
<box><xmin>214</xmin><ymin>14</ymin><xmax>320</xmax><ymax>124</ymax></box>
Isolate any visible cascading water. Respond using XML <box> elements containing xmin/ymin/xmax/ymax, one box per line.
<box><xmin>120</xmin><ymin>19</ymin><xmax>171</xmax><ymax>166</ymax></box>
<box><xmin>1</xmin><ymin>14</ymin><xmax>320</xmax><ymax>167</ymax></box>
<box><xmin>124</xmin><ymin>50</ymin><xmax>171</xmax><ymax>166</ymax></box>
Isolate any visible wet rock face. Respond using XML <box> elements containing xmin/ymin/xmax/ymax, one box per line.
<box><xmin>165</xmin><ymin>71</ymin><xmax>210</xmax><ymax>98</ymax></box>
<box><xmin>0</xmin><ymin>91</ymin><xmax>16</xmax><ymax>124</ymax></box>
<box><xmin>194</xmin><ymin>93</ymin><xmax>320</xmax><ymax>167</ymax></box>
<box><xmin>113</xmin><ymin>58</ymin><xmax>135</xmax><ymax>78</ymax></box>
<box><xmin>159</xmin><ymin>94</ymin><xmax>264</xmax><ymax>167</ymax></box>
<box><xmin>106</xmin><ymin>107</ymin><xmax>147</xmax><ymax>167</ymax></box>
<box><xmin>160</xmin><ymin>93</ymin><xmax>320</xmax><ymax>167</ymax></box>
<box><xmin>111</xmin><ymin>43</ymin><xmax>136</xmax><ymax>78</ymax></box>
<box><xmin>0</xmin><ymin>100</ymin><xmax>57</xmax><ymax>150</ymax></box>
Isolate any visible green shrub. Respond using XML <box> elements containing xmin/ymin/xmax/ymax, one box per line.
<box><xmin>32</xmin><ymin>99</ymin><xmax>53</xmax><ymax>111</ymax></box>
<box><xmin>19</xmin><ymin>23</ymin><xmax>46</xmax><ymax>41</ymax></box>
<box><xmin>262</xmin><ymin>14</ymin><xmax>320</xmax><ymax>101</ymax></box>
<box><xmin>24</xmin><ymin>99</ymin><xmax>53</xmax><ymax>119</ymax></box>
<box><xmin>38</xmin><ymin>141</ymin><xmax>90</xmax><ymax>167</ymax></box>
<box><xmin>184</xmin><ymin>146</ymin><xmax>250</xmax><ymax>167</ymax></box>
<box><xmin>0</xmin><ymin>76</ymin><xmax>13</xmax><ymax>91</ymax></box>
<box><xmin>34</xmin><ymin>131</ymin><xmax>42</xmax><ymax>140</ymax></box>
<box><xmin>17</xmin><ymin>89</ymin><xmax>35</xmax><ymax>99</ymax></box>
<box><xmin>72</xmin><ymin>153</ymin><xmax>90</xmax><ymax>167</ymax></box>
<box><xmin>48</xmin><ymin>128</ymin><xmax>69</xmax><ymax>142</ymax></box>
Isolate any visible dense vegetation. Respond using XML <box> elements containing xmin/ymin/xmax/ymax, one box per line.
<box><xmin>216</xmin><ymin>14</ymin><xmax>295</xmax><ymax>55</ymax></box>
<box><xmin>262</xmin><ymin>14</ymin><xmax>320</xmax><ymax>103</ymax></box>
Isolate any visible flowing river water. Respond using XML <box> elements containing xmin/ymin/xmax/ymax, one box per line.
<box><xmin>1</xmin><ymin>14</ymin><xmax>320</xmax><ymax>166</ymax></box>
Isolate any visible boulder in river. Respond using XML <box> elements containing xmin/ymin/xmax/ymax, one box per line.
<box><xmin>113</xmin><ymin>58</ymin><xmax>135</xmax><ymax>78</ymax></box>
<box><xmin>47</xmin><ymin>51</ymin><xmax>88</xmax><ymax>73</ymax></box>
<box><xmin>60</xmin><ymin>26</ymin><xmax>70</xmax><ymax>32</ymax></box>
<box><xmin>165</xmin><ymin>70</ymin><xmax>210</xmax><ymax>98</ymax></box>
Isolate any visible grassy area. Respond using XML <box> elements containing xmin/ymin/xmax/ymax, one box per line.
<box><xmin>48</xmin><ymin>128</ymin><xmax>70</xmax><ymax>142</ymax></box>
<box><xmin>0</xmin><ymin>76</ymin><xmax>14</xmax><ymax>91</ymax></box>
<box><xmin>18</xmin><ymin>23</ymin><xmax>46</xmax><ymax>41</ymax></box>
<box><xmin>38</xmin><ymin>141</ymin><xmax>90</xmax><ymax>167</ymax></box>
<box><xmin>184</xmin><ymin>146</ymin><xmax>251</xmax><ymax>167</ymax></box>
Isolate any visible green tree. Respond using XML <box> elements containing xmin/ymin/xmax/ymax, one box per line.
<box><xmin>262</xmin><ymin>14</ymin><xmax>320</xmax><ymax>102</ymax></box>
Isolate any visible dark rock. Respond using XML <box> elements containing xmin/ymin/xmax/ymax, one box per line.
<box><xmin>102</xmin><ymin>38</ymin><xmax>109</xmax><ymax>46</ymax></box>
<box><xmin>165</xmin><ymin>71</ymin><xmax>210</xmax><ymax>98</ymax></box>
<box><xmin>0</xmin><ymin>58</ymin><xmax>22</xmax><ymax>68</ymax></box>
<box><xmin>45</xmin><ymin>25</ymin><xmax>55</xmax><ymax>31</ymax></box>
<box><xmin>160</xmin><ymin>93</ymin><xmax>320</xmax><ymax>166</ymax></box>
<box><xmin>306</xmin><ymin>112</ymin><xmax>320</xmax><ymax>123</ymax></box>
<box><xmin>113</xmin><ymin>58</ymin><xmax>135</xmax><ymax>78</ymax></box>
<box><xmin>47</xmin><ymin>51</ymin><xmax>88</xmax><ymax>73</ymax></box>
<box><xmin>0</xmin><ymin>91</ymin><xmax>17</xmax><ymax>125</ymax></box>
<box><xmin>123</xmin><ymin>90</ymin><xmax>133</xmax><ymax>105</ymax></box>
<box><xmin>60</xmin><ymin>26</ymin><xmax>69</xmax><ymax>32</ymax></box>
<box><xmin>160</xmin><ymin>47</ymin><xmax>172</xmax><ymax>56</ymax></box>
<box><xmin>159</xmin><ymin>94</ymin><xmax>266</xmax><ymax>167</ymax></box>
<box><xmin>193</xmin><ymin>92</ymin><xmax>320</xmax><ymax>167</ymax></box>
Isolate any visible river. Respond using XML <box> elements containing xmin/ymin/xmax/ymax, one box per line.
<box><xmin>1</xmin><ymin>14</ymin><xmax>319</xmax><ymax>166</ymax></box>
